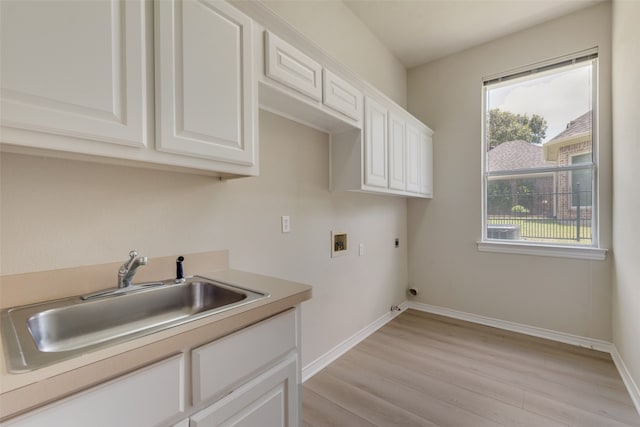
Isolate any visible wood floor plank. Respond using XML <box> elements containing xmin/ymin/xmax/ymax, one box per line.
<box><xmin>377</xmin><ymin>321</ymin><xmax>639</xmax><ymax>422</ymax></box>
<box><xmin>306</xmin><ymin>371</ymin><xmax>438</xmax><ymax>427</ymax></box>
<box><xmin>302</xmin><ymin>388</ymin><xmax>376</xmax><ymax>427</ymax></box>
<box><xmin>398</xmin><ymin>311</ymin><xmax>623</xmax><ymax>385</ymax></box>
<box><xmin>355</xmin><ymin>337</ymin><xmax>527</xmax><ymax>408</ymax></box>
<box><xmin>322</xmin><ymin>364</ymin><xmax>501</xmax><ymax>427</ymax></box>
<box><xmin>523</xmin><ymin>390</ymin><xmax>635</xmax><ymax>427</ymax></box>
<box><xmin>302</xmin><ymin>310</ymin><xmax>640</xmax><ymax>427</ymax></box>
<box><xmin>394</xmin><ymin>313</ymin><xmax>625</xmax><ymax>392</ymax></box>
<box><xmin>334</xmin><ymin>348</ymin><xmax>568</xmax><ymax>427</ymax></box>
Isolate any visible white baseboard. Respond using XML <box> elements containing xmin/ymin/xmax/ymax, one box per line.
<box><xmin>610</xmin><ymin>346</ymin><xmax>640</xmax><ymax>414</ymax></box>
<box><xmin>406</xmin><ymin>301</ymin><xmax>613</xmax><ymax>352</ymax></box>
<box><xmin>301</xmin><ymin>301</ymin><xmax>408</xmax><ymax>382</ymax></box>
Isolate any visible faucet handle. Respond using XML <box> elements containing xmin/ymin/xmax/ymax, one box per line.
<box><xmin>120</xmin><ymin>250</ymin><xmax>139</xmax><ymax>273</ymax></box>
<box><xmin>176</xmin><ymin>256</ymin><xmax>185</xmax><ymax>283</ymax></box>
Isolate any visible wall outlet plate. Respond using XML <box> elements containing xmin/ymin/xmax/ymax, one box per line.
<box><xmin>281</xmin><ymin>215</ymin><xmax>290</xmax><ymax>233</ymax></box>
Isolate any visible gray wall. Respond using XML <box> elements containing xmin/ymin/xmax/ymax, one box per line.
<box><xmin>612</xmin><ymin>0</ymin><xmax>640</xmax><ymax>399</ymax></box>
<box><xmin>0</xmin><ymin>111</ymin><xmax>408</xmax><ymax>367</ymax></box>
<box><xmin>406</xmin><ymin>3</ymin><xmax>613</xmax><ymax>341</ymax></box>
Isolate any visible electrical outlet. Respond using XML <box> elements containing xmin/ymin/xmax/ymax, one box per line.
<box><xmin>281</xmin><ymin>216</ymin><xmax>290</xmax><ymax>233</ymax></box>
<box><xmin>359</xmin><ymin>243</ymin><xmax>364</xmax><ymax>256</ymax></box>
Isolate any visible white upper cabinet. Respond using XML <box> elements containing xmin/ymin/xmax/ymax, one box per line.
<box><xmin>155</xmin><ymin>0</ymin><xmax>256</xmax><ymax>166</ymax></box>
<box><xmin>388</xmin><ymin>112</ymin><xmax>406</xmax><ymax>191</ymax></box>
<box><xmin>0</xmin><ymin>0</ymin><xmax>147</xmax><ymax>148</ymax></box>
<box><xmin>422</xmin><ymin>132</ymin><xmax>434</xmax><ymax>197</ymax></box>
<box><xmin>331</xmin><ymin>98</ymin><xmax>433</xmax><ymax>198</ymax></box>
<box><xmin>323</xmin><ymin>69</ymin><xmax>363</xmax><ymax>121</ymax></box>
<box><xmin>260</xmin><ymin>30</ymin><xmax>362</xmax><ymax>132</ymax></box>
<box><xmin>405</xmin><ymin>121</ymin><xmax>422</xmax><ymax>194</ymax></box>
<box><xmin>1</xmin><ymin>0</ymin><xmax>258</xmax><ymax>177</ymax></box>
<box><xmin>364</xmin><ymin>97</ymin><xmax>388</xmax><ymax>189</ymax></box>
<box><xmin>265</xmin><ymin>31</ymin><xmax>322</xmax><ymax>101</ymax></box>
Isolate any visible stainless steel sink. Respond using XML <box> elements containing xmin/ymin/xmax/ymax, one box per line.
<box><xmin>1</xmin><ymin>276</ymin><xmax>269</xmax><ymax>372</ymax></box>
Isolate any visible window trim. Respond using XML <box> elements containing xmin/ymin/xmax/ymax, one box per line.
<box><xmin>477</xmin><ymin>240</ymin><xmax>607</xmax><ymax>260</ymax></box>
<box><xmin>479</xmin><ymin>51</ymin><xmax>605</xmax><ymax>258</ymax></box>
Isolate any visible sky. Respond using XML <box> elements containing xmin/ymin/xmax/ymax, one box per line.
<box><xmin>487</xmin><ymin>62</ymin><xmax>592</xmax><ymax>143</ymax></box>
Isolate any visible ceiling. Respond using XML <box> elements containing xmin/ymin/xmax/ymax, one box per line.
<box><xmin>343</xmin><ymin>0</ymin><xmax>603</xmax><ymax>68</ymax></box>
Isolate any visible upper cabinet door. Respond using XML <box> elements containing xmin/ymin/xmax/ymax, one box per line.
<box><xmin>388</xmin><ymin>112</ymin><xmax>406</xmax><ymax>191</ymax></box>
<box><xmin>421</xmin><ymin>132</ymin><xmax>434</xmax><ymax>197</ymax></box>
<box><xmin>156</xmin><ymin>0</ymin><xmax>256</xmax><ymax>166</ymax></box>
<box><xmin>0</xmin><ymin>0</ymin><xmax>148</xmax><ymax>147</ymax></box>
<box><xmin>405</xmin><ymin>122</ymin><xmax>422</xmax><ymax>194</ymax></box>
<box><xmin>265</xmin><ymin>32</ymin><xmax>322</xmax><ymax>101</ymax></box>
<box><xmin>322</xmin><ymin>69</ymin><xmax>362</xmax><ymax>121</ymax></box>
<box><xmin>364</xmin><ymin>97</ymin><xmax>388</xmax><ymax>189</ymax></box>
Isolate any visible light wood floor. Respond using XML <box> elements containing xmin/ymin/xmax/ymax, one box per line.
<box><xmin>302</xmin><ymin>309</ymin><xmax>640</xmax><ymax>427</ymax></box>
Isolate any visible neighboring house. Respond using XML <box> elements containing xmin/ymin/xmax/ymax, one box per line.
<box><xmin>487</xmin><ymin>112</ymin><xmax>592</xmax><ymax>220</ymax></box>
<box><xmin>487</xmin><ymin>140</ymin><xmax>554</xmax><ymax>216</ymax></box>
<box><xmin>543</xmin><ymin>111</ymin><xmax>593</xmax><ymax>220</ymax></box>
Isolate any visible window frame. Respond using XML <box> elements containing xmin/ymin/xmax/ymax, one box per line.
<box><xmin>478</xmin><ymin>50</ymin><xmax>606</xmax><ymax>260</ymax></box>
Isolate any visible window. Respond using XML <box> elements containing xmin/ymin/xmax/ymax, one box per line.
<box><xmin>571</xmin><ymin>153</ymin><xmax>592</xmax><ymax>207</ymax></box>
<box><xmin>481</xmin><ymin>52</ymin><xmax>598</xmax><ymax>249</ymax></box>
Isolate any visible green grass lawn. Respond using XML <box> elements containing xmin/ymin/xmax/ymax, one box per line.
<box><xmin>488</xmin><ymin>217</ymin><xmax>592</xmax><ymax>243</ymax></box>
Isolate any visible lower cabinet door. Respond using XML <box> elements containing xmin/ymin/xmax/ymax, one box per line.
<box><xmin>190</xmin><ymin>354</ymin><xmax>298</xmax><ymax>427</ymax></box>
<box><xmin>3</xmin><ymin>355</ymin><xmax>184</xmax><ymax>427</ymax></box>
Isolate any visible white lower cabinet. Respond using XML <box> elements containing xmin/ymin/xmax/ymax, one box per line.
<box><xmin>2</xmin><ymin>355</ymin><xmax>185</xmax><ymax>427</ymax></box>
<box><xmin>192</xmin><ymin>309</ymin><xmax>296</xmax><ymax>405</ymax></box>
<box><xmin>190</xmin><ymin>355</ymin><xmax>297</xmax><ymax>427</ymax></box>
<box><xmin>3</xmin><ymin>308</ymin><xmax>302</xmax><ymax>427</ymax></box>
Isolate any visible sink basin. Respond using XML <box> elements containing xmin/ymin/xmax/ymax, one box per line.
<box><xmin>1</xmin><ymin>276</ymin><xmax>269</xmax><ymax>372</ymax></box>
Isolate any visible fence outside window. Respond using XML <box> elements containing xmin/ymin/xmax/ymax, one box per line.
<box><xmin>487</xmin><ymin>187</ymin><xmax>592</xmax><ymax>243</ymax></box>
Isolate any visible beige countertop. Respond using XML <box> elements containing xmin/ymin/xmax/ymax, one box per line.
<box><xmin>0</xmin><ymin>263</ymin><xmax>312</xmax><ymax>421</ymax></box>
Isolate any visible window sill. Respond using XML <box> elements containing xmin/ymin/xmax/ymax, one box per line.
<box><xmin>477</xmin><ymin>240</ymin><xmax>607</xmax><ymax>261</ymax></box>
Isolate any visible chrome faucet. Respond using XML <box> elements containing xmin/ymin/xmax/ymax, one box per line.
<box><xmin>117</xmin><ymin>250</ymin><xmax>148</xmax><ymax>288</ymax></box>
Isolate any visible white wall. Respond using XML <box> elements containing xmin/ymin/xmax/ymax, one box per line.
<box><xmin>406</xmin><ymin>3</ymin><xmax>613</xmax><ymax>341</ymax></box>
<box><xmin>259</xmin><ymin>0</ymin><xmax>407</xmax><ymax>107</ymax></box>
<box><xmin>612</xmin><ymin>0</ymin><xmax>640</xmax><ymax>396</ymax></box>
<box><xmin>0</xmin><ymin>111</ymin><xmax>408</xmax><ymax>367</ymax></box>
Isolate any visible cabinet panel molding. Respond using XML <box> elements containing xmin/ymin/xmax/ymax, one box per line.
<box><xmin>388</xmin><ymin>112</ymin><xmax>406</xmax><ymax>191</ymax></box>
<box><xmin>2</xmin><ymin>355</ymin><xmax>185</xmax><ymax>427</ymax></box>
<box><xmin>0</xmin><ymin>0</ymin><xmax>148</xmax><ymax>148</ymax></box>
<box><xmin>405</xmin><ymin>122</ymin><xmax>422</xmax><ymax>194</ymax></box>
<box><xmin>190</xmin><ymin>355</ymin><xmax>297</xmax><ymax>427</ymax></box>
<box><xmin>156</xmin><ymin>0</ymin><xmax>256</xmax><ymax>165</ymax></box>
<box><xmin>192</xmin><ymin>309</ymin><xmax>296</xmax><ymax>405</ymax></box>
<box><xmin>323</xmin><ymin>69</ymin><xmax>362</xmax><ymax>121</ymax></box>
<box><xmin>265</xmin><ymin>32</ymin><xmax>322</xmax><ymax>101</ymax></box>
<box><xmin>364</xmin><ymin>97</ymin><xmax>388</xmax><ymax>189</ymax></box>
